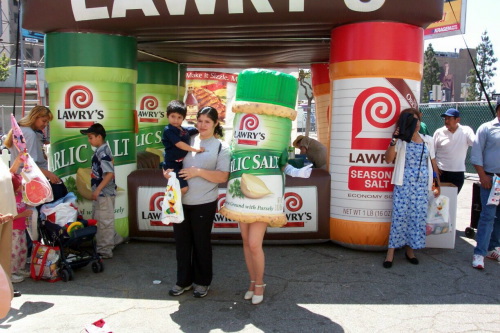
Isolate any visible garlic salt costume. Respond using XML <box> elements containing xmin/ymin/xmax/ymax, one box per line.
<box><xmin>220</xmin><ymin>69</ymin><xmax>298</xmax><ymax>227</ymax></box>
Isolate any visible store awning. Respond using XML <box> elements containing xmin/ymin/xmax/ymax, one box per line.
<box><xmin>21</xmin><ymin>0</ymin><xmax>443</xmax><ymax>67</ymax></box>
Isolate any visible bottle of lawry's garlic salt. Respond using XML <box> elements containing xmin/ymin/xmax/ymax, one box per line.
<box><xmin>219</xmin><ymin>68</ymin><xmax>298</xmax><ymax>227</ymax></box>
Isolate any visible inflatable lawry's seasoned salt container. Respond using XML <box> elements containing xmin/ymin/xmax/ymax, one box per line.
<box><xmin>45</xmin><ymin>32</ymin><xmax>137</xmax><ymax>239</ymax></box>
<box><xmin>329</xmin><ymin>22</ymin><xmax>424</xmax><ymax>249</ymax></box>
<box><xmin>219</xmin><ymin>69</ymin><xmax>298</xmax><ymax>227</ymax></box>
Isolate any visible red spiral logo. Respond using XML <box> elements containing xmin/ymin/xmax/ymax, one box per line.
<box><xmin>149</xmin><ymin>192</ymin><xmax>164</xmax><ymax>211</ymax></box>
<box><xmin>239</xmin><ymin>114</ymin><xmax>259</xmax><ymax>131</ymax></box>
<box><xmin>65</xmin><ymin>85</ymin><xmax>93</xmax><ymax>109</ymax></box>
<box><xmin>284</xmin><ymin>192</ymin><xmax>302</xmax><ymax>212</ymax></box>
<box><xmin>356</xmin><ymin>87</ymin><xmax>400</xmax><ymax>129</ymax></box>
<box><xmin>217</xmin><ymin>193</ymin><xmax>226</xmax><ymax>212</ymax></box>
<box><xmin>140</xmin><ymin>96</ymin><xmax>159</xmax><ymax>111</ymax></box>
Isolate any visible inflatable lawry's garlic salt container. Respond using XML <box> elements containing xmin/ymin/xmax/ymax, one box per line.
<box><xmin>219</xmin><ymin>69</ymin><xmax>298</xmax><ymax>227</ymax></box>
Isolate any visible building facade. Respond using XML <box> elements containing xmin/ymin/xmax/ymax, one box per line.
<box><xmin>422</xmin><ymin>48</ymin><xmax>477</xmax><ymax>103</ymax></box>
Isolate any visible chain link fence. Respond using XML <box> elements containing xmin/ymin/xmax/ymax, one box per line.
<box><xmin>420</xmin><ymin>101</ymin><xmax>496</xmax><ymax>174</ymax></box>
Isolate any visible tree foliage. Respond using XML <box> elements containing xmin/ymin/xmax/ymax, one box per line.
<box><xmin>298</xmin><ymin>69</ymin><xmax>314</xmax><ymax>135</ymax></box>
<box><xmin>467</xmin><ymin>30</ymin><xmax>497</xmax><ymax>101</ymax></box>
<box><xmin>0</xmin><ymin>53</ymin><xmax>11</xmax><ymax>81</ymax></box>
<box><xmin>421</xmin><ymin>43</ymin><xmax>441</xmax><ymax>103</ymax></box>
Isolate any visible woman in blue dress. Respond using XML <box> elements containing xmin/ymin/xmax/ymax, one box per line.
<box><xmin>383</xmin><ymin>108</ymin><xmax>441</xmax><ymax>268</ymax></box>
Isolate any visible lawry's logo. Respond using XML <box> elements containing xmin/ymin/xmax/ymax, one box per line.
<box><xmin>351</xmin><ymin>87</ymin><xmax>400</xmax><ymax>150</ymax></box>
<box><xmin>234</xmin><ymin>114</ymin><xmax>265</xmax><ymax>146</ymax></box>
<box><xmin>285</xmin><ymin>192</ymin><xmax>303</xmax><ymax>212</ymax></box>
<box><xmin>284</xmin><ymin>192</ymin><xmax>311</xmax><ymax>227</ymax></box>
<box><xmin>65</xmin><ymin>85</ymin><xmax>93</xmax><ymax>109</ymax></box>
<box><xmin>142</xmin><ymin>192</ymin><xmax>164</xmax><ymax>226</ymax></box>
<box><xmin>140</xmin><ymin>96</ymin><xmax>158</xmax><ymax>111</ymax></box>
<box><xmin>57</xmin><ymin>85</ymin><xmax>104</xmax><ymax>129</ymax></box>
<box><xmin>138</xmin><ymin>96</ymin><xmax>164</xmax><ymax>123</ymax></box>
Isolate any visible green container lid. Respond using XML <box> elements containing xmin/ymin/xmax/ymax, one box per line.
<box><xmin>138</xmin><ymin>62</ymin><xmax>186</xmax><ymax>86</ymax></box>
<box><xmin>235</xmin><ymin>69</ymin><xmax>298</xmax><ymax>109</ymax></box>
<box><xmin>45</xmin><ymin>32</ymin><xmax>136</xmax><ymax>69</ymax></box>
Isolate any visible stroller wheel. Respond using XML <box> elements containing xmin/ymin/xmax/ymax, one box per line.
<box><xmin>465</xmin><ymin>227</ymin><xmax>475</xmax><ymax>239</ymax></box>
<box><xmin>60</xmin><ymin>268</ymin><xmax>73</xmax><ymax>282</ymax></box>
<box><xmin>92</xmin><ymin>261</ymin><xmax>104</xmax><ymax>273</ymax></box>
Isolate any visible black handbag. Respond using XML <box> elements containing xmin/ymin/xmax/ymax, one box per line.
<box><xmin>395</xmin><ymin>112</ymin><xmax>417</xmax><ymax>143</ymax></box>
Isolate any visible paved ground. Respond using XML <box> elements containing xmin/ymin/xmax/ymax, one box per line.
<box><xmin>2</xmin><ymin>178</ymin><xmax>500</xmax><ymax>333</ymax></box>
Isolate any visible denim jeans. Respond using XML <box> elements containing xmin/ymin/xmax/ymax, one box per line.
<box><xmin>474</xmin><ymin>185</ymin><xmax>500</xmax><ymax>256</ymax></box>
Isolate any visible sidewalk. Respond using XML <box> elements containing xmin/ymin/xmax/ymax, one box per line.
<box><xmin>2</xmin><ymin>178</ymin><xmax>500</xmax><ymax>332</ymax></box>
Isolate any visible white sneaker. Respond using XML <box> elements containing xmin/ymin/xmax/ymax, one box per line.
<box><xmin>472</xmin><ymin>254</ymin><xmax>484</xmax><ymax>269</ymax></box>
<box><xmin>486</xmin><ymin>247</ymin><xmax>500</xmax><ymax>262</ymax></box>
<box><xmin>18</xmin><ymin>269</ymin><xmax>31</xmax><ymax>277</ymax></box>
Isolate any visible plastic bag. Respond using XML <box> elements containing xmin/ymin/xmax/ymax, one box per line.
<box><xmin>40</xmin><ymin>192</ymin><xmax>78</xmax><ymax>227</ymax></box>
<box><xmin>161</xmin><ymin>172</ymin><xmax>184</xmax><ymax>224</ymax></box>
<box><xmin>30</xmin><ymin>241</ymin><xmax>60</xmax><ymax>282</ymax></box>
<box><xmin>486</xmin><ymin>175</ymin><xmax>500</xmax><ymax>206</ymax></box>
<box><xmin>27</xmin><ymin>208</ymin><xmax>39</xmax><ymax>242</ymax></box>
<box><xmin>21</xmin><ymin>154</ymin><xmax>53</xmax><ymax>206</ymax></box>
<box><xmin>426</xmin><ymin>195</ymin><xmax>450</xmax><ymax>235</ymax></box>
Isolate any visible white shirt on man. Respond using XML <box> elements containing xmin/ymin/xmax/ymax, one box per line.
<box><xmin>433</xmin><ymin>123</ymin><xmax>475</xmax><ymax>172</ymax></box>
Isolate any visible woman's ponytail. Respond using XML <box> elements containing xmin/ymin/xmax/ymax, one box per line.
<box><xmin>214</xmin><ymin>123</ymin><xmax>224</xmax><ymax>138</ymax></box>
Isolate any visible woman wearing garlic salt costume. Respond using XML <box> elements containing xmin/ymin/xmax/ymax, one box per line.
<box><xmin>219</xmin><ymin>69</ymin><xmax>313</xmax><ymax>305</ymax></box>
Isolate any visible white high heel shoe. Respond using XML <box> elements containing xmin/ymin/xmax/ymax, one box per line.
<box><xmin>244</xmin><ymin>281</ymin><xmax>255</xmax><ymax>300</ymax></box>
<box><xmin>251</xmin><ymin>284</ymin><xmax>266</xmax><ymax>305</ymax></box>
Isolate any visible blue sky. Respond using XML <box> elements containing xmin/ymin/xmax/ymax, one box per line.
<box><xmin>425</xmin><ymin>0</ymin><xmax>500</xmax><ymax>92</ymax></box>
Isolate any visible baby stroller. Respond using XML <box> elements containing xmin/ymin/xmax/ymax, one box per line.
<box><xmin>39</xmin><ymin>190</ymin><xmax>103</xmax><ymax>282</ymax></box>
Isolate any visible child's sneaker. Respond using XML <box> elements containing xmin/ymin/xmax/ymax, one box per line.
<box><xmin>11</xmin><ymin>274</ymin><xmax>25</xmax><ymax>283</ymax></box>
<box><xmin>472</xmin><ymin>254</ymin><xmax>484</xmax><ymax>269</ymax></box>
<box><xmin>486</xmin><ymin>247</ymin><xmax>500</xmax><ymax>262</ymax></box>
